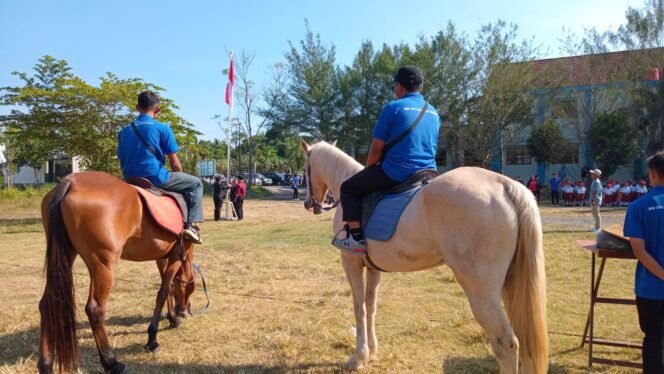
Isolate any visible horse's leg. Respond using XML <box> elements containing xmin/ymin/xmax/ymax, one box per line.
<box><xmin>341</xmin><ymin>255</ymin><xmax>370</xmax><ymax>370</ymax></box>
<box><xmin>464</xmin><ymin>288</ymin><xmax>519</xmax><ymax>374</ymax></box>
<box><xmin>156</xmin><ymin>258</ymin><xmax>179</xmax><ymax>328</ymax></box>
<box><xmin>85</xmin><ymin>262</ymin><xmax>128</xmax><ymax>374</ymax></box>
<box><xmin>145</xmin><ymin>256</ymin><xmax>181</xmax><ymax>352</ymax></box>
<box><xmin>365</xmin><ymin>268</ymin><xmax>381</xmax><ymax>362</ymax></box>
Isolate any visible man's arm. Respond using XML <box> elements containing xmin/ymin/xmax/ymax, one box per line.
<box><xmin>366</xmin><ymin>138</ymin><xmax>386</xmax><ymax>167</ymax></box>
<box><xmin>167</xmin><ymin>153</ymin><xmax>183</xmax><ymax>172</ymax></box>
<box><xmin>630</xmin><ymin>237</ymin><xmax>664</xmax><ymax>282</ymax></box>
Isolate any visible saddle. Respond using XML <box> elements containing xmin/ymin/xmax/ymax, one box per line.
<box><xmin>361</xmin><ymin>169</ymin><xmax>439</xmax><ymax>241</ymax></box>
<box><xmin>126</xmin><ymin>177</ymin><xmax>188</xmax><ymax>236</ymax></box>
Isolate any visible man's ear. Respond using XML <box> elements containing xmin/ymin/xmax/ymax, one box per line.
<box><xmin>330</xmin><ymin>140</ymin><xmax>337</xmax><ymax>147</ymax></box>
<box><xmin>300</xmin><ymin>139</ymin><xmax>311</xmax><ymax>155</ymax></box>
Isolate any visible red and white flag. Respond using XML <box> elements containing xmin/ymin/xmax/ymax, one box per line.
<box><xmin>225</xmin><ymin>53</ymin><xmax>235</xmax><ymax>109</ymax></box>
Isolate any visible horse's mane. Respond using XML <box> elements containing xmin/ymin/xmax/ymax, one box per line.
<box><xmin>310</xmin><ymin>142</ymin><xmax>363</xmax><ymax>188</ymax></box>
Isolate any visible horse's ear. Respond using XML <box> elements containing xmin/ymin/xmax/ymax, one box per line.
<box><xmin>300</xmin><ymin>139</ymin><xmax>311</xmax><ymax>156</ymax></box>
<box><xmin>330</xmin><ymin>140</ymin><xmax>337</xmax><ymax>147</ymax></box>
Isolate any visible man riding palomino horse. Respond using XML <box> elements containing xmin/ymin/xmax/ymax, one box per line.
<box><xmin>118</xmin><ymin>91</ymin><xmax>203</xmax><ymax>244</ymax></box>
<box><xmin>333</xmin><ymin>65</ymin><xmax>440</xmax><ymax>254</ymax></box>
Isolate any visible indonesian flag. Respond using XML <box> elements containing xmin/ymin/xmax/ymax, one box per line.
<box><xmin>225</xmin><ymin>53</ymin><xmax>235</xmax><ymax>108</ymax></box>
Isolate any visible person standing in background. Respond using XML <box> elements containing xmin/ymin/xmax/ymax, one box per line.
<box><xmin>291</xmin><ymin>174</ymin><xmax>300</xmax><ymax>200</ymax></box>
<box><xmin>589</xmin><ymin>169</ymin><xmax>603</xmax><ymax>231</ymax></box>
<box><xmin>234</xmin><ymin>175</ymin><xmax>246</xmax><ymax>221</ymax></box>
<box><xmin>550</xmin><ymin>173</ymin><xmax>560</xmax><ymax>206</ymax></box>
<box><xmin>212</xmin><ymin>175</ymin><xmax>229</xmax><ymax>221</ymax></box>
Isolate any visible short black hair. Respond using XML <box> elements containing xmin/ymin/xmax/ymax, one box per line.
<box><xmin>393</xmin><ymin>65</ymin><xmax>424</xmax><ymax>92</ymax></box>
<box><xmin>137</xmin><ymin>91</ymin><xmax>160</xmax><ymax>110</ymax></box>
<box><xmin>237</xmin><ymin>175</ymin><xmax>244</xmax><ymax>181</ymax></box>
<box><xmin>647</xmin><ymin>151</ymin><xmax>664</xmax><ymax>177</ymax></box>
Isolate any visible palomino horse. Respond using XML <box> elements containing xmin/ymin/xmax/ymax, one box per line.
<box><xmin>38</xmin><ymin>171</ymin><xmax>196</xmax><ymax>374</ymax></box>
<box><xmin>300</xmin><ymin>140</ymin><xmax>548</xmax><ymax>373</ymax></box>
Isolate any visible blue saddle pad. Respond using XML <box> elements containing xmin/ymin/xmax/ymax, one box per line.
<box><xmin>364</xmin><ymin>186</ymin><xmax>422</xmax><ymax>241</ymax></box>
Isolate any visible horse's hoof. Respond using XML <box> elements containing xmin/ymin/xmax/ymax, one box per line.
<box><xmin>106</xmin><ymin>362</ymin><xmax>128</xmax><ymax>374</ymax></box>
<box><xmin>169</xmin><ymin>318</ymin><xmax>181</xmax><ymax>329</ymax></box>
<box><xmin>144</xmin><ymin>341</ymin><xmax>160</xmax><ymax>353</ymax></box>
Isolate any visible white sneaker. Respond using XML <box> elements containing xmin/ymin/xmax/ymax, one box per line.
<box><xmin>184</xmin><ymin>225</ymin><xmax>202</xmax><ymax>244</ymax></box>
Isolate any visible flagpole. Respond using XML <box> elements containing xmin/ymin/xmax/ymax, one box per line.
<box><xmin>224</xmin><ymin>51</ymin><xmax>234</xmax><ymax>220</ymax></box>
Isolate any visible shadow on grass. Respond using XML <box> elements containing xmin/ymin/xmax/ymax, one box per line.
<box><xmin>124</xmin><ymin>362</ymin><xmax>344</xmax><ymax>373</ymax></box>
<box><xmin>0</xmin><ymin>323</ymin><xmax>344</xmax><ymax>373</ymax></box>
<box><xmin>0</xmin><ymin>217</ymin><xmax>42</xmax><ymax>226</ymax></box>
<box><xmin>442</xmin><ymin>356</ymin><xmax>569</xmax><ymax>373</ymax></box>
<box><xmin>0</xmin><ymin>315</ymin><xmax>176</xmax><ymax>367</ymax></box>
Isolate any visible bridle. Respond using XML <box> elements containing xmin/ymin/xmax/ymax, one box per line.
<box><xmin>306</xmin><ymin>162</ymin><xmax>339</xmax><ymax>211</ymax></box>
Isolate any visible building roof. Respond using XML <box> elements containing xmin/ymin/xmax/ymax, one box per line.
<box><xmin>526</xmin><ymin>47</ymin><xmax>663</xmax><ymax>88</ymax></box>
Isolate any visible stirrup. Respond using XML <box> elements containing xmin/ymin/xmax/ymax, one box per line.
<box><xmin>331</xmin><ymin>227</ymin><xmax>367</xmax><ymax>256</ymax></box>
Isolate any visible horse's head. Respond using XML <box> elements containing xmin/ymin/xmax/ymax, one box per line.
<box><xmin>300</xmin><ymin>139</ymin><xmax>336</xmax><ymax>215</ymax></box>
<box><xmin>173</xmin><ymin>253</ymin><xmax>196</xmax><ymax>318</ymax></box>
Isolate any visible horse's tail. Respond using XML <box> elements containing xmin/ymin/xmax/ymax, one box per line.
<box><xmin>40</xmin><ymin>178</ymin><xmax>79</xmax><ymax>372</ymax></box>
<box><xmin>503</xmin><ymin>181</ymin><xmax>548</xmax><ymax>374</ymax></box>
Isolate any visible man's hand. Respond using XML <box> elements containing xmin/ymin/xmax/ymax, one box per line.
<box><xmin>366</xmin><ymin>138</ymin><xmax>385</xmax><ymax>167</ymax></box>
<box><xmin>168</xmin><ymin>153</ymin><xmax>183</xmax><ymax>172</ymax></box>
<box><xmin>631</xmin><ymin>237</ymin><xmax>664</xmax><ymax>282</ymax></box>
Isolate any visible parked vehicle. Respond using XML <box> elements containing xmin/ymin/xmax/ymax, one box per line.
<box><xmin>254</xmin><ymin>173</ymin><xmax>272</xmax><ymax>186</ymax></box>
<box><xmin>263</xmin><ymin>172</ymin><xmax>286</xmax><ymax>186</ymax></box>
<box><xmin>242</xmin><ymin>173</ymin><xmax>262</xmax><ymax>186</ymax></box>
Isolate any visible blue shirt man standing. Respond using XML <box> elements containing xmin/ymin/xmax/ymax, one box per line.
<box><xmin>550</xmin><ymin>173</ymin><xmax>560</xmax><ymax>206</ymax></box>
<box><xmin>623</xmin><ymin>151</ymin><xmax>664</xmax><ymax>373</ymax></box>
<box><xmin>334</xmin><ymin>65</ymin><xmax>440</xmax><ymax>255</ymax></box>
<box><xmin>118</xmin><ymin>91</ymin><xmax>203</xmax><ymax>244</ymax></box>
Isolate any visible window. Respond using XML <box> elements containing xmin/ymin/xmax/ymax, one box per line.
<box><xmin>551</xmin><ymin>98</ymin><xmax>578</xmax><ymax>120</ymax></box>
<box><xmin>558</xmin><ymin>143</ymin><xmax>579</xmax><ymax>164</ymax></box>
<box><xmin>506</xmin><ymin>145</ymin><xmax>532</xmax><ymax>165</ymax></box>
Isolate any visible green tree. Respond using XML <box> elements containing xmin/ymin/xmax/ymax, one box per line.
<box><xmin>615</xmin><ymin>0</ymin><xmax>664</xmax><ymax>49</ymax></box>
<box><xmin>466</xmin><ymin>21</ymin><xmax>540</xmax><ymax>170</ymax></box>
<box><xmin>588</xmin><ymin>111</ymin><xmax>640</xmax><ymax>178</ymax></box>
<box><xmin>527</xmin><ymin>120</ymin><xmax>573</xmax><ymax>174</ymax></box>
<box><xmin>0</xmin><ymin>55</ymin><xmax>73</xmax><ymax>180</ymax></box>
<box><xmin>284</xmin><ymin>21</ymin><xmax>340</xmax><ymax>140</ymax></box>
<box><xmin>1</xmin><ymin>56</ymin><xmax>201</xmax><ymax>178</ymax></box>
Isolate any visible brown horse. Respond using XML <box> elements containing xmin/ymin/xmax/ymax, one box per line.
<box><xmin>38</xmin><ymin>171</ymin><xmax>196</xmax><ymax>374</ymax></box>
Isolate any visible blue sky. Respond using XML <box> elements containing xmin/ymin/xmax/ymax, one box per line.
<box><xmin>0</xmin><ymin>0</ymin><xmax>639</xmax><ymax>140</ymax></box>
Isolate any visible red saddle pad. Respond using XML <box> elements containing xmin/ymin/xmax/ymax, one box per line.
<box><xmin>132</xmin><ymin>186</ymin><xmax>184</xmax><ymax>236</ymax></box>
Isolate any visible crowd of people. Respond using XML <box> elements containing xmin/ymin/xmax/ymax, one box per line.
<box><xmin>515</xmin><ymin>174</ymin><xmax>650</xmax><ymax>208</ymax></box>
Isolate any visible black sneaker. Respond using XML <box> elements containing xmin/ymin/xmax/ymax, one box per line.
<box><xmin>184</xmin><ymin>225</ymin><xmax>202</xmax><ymax>244</ymax></box>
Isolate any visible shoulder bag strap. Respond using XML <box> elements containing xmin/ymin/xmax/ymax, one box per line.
<box><xmin>382</xmin><ymin>103</ymin><xmax>429</xmax><ymax>158</ymax></box>
<box><xmin>129</xmin><ymin>121</ymin><xmax>159</xmax><ymax>158</ymax></box>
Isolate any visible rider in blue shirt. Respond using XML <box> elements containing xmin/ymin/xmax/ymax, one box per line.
<box><xmin>334</xmin><ymin>66</ymin><xmax>440</xmax><ymax>255</ymax></box>
<box><xmin>623</xmin><ymin>151</ymin><xmax>664</xmax><ymax>373</ymax></box>
<box><xmin>118</xmin><ymin>91</ymin><xmax>203</xmax><ymax>244</ymax></box>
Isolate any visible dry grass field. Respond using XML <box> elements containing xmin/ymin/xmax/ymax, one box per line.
<box><xmin>0</xmin><ymin>188</ymin><xmax>644</xmax><ymax>373</ymax></box>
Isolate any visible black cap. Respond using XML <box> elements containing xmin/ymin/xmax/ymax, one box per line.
<box><xmin>393</xmin><ymin>65</ymin><xmax>424</xmax><ymax>89</ymax></box>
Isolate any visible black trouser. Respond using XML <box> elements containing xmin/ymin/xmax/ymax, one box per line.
<box><xmin>637</xmin><ymin>297</ymin><xmax>664</xmax><ymax>373</ymax></box>
<box><xmin>233</xmin><ymin>198</ymin><xmax>244</xmax><ymax>220</ymax></box>
<box><xmin>551</xmin><ymin>190</ymin><xmax>559</xmax><ymax>205</ymax></box>
<box><xmin>292</xmin><ymin>187</ymin><xmax>299</xmax><ymax>199</ymax></box>
<box><xmin>213</xmin><ymin>195</ymin><xmax>224</xmax><ymax>221</ymax></box>
<box><xmin>340</xmin><ymin>165</ymin><xmax>399</xmax><ymax>223</ymax></box>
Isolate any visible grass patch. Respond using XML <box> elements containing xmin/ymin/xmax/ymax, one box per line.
<box><xmin>0</xmin><ymin>199</ymin><xmax>642</xmax><ymax>373</ymax></box>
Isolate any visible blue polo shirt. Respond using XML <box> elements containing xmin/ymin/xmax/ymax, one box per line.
<box><xmin>372</xmin><ymin>92</ymin><xmax>440</xmax><ymax>182</ymax></box>
<box><xmin>623</xmin><ymin>186</ymin><xmax>664</xmax><ymax>300</ymax></box>
<box><xmin>550</xmin><ymin>177</ymin><xmax>560</xmax><ymax>192</ymax></box>
<box><xmin>117</xmin><ymin>114</ymin><xmax>179</xmax><ymax>186</ymax></box>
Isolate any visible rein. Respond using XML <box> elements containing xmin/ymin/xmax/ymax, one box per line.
<box><xmin>306</xmin><ymin>164</ymin><xmax>339</xmax><ymax>211</ymax></box>
<box><xmin>173</xmin><ymin>235</ymin><xmax>210</xmax><ymax>316</ymax></box>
